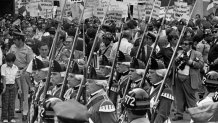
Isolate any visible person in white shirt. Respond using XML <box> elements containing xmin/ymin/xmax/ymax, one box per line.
<box><xmin>172</xmin><ymin>37</ymin><xmax>204</xmax><ymax>121</ymax></box>
<box><xmin>1</xmin><ymin>53</ymin><xmax>21</xmax><ymax>123</ymax></box>
<box><xmin>110</xmin><ymin>30</ymin><xmax>133</xmax><ymax>60</ymax></box>
<box><xmin>26</xmin><ymin>42</ymin><xmax>49</xmax><ymax>92</ymax></box>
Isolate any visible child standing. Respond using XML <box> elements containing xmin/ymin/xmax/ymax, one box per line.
<box><xmin>1</xmin><ymin>53</ymin><xmax>21</xmax><ymax>123</ymax></box>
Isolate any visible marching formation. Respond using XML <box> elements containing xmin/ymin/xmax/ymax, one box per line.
<box><xmin>1</xmin><ymin>0</ymin><xmax>218</xmax><ymax>123</ymax></box>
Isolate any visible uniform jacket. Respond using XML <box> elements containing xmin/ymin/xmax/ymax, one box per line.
<box><xmin>172</xmin><ymin>49</ymin><xmax>204</xmax><ymax>89</ymax></box>
<box><xmin>86</xmin><ymin>89</ymin><xmax>118</xmax><ymax>123</ymax></box>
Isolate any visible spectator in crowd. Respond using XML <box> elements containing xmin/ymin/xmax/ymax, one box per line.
<box><xmin>8</xmin><ymin>31</ymin><xmax>34</xmax><ymax>121</ymax></box>
<box><xmin>1</xmin><ymin>53</ymin><xmax>21</xmax><ymax>123</ymax></box>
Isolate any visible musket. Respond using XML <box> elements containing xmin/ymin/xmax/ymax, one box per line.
<box><xmin>39</xmin><ymin>0</ymin><xmax>67</xmax><ymax>122</ymax></box>
<box><xmin>152</xmin><ymin>0</ymin><xmax>197</xmax><ymax>115</ymax></box>
<box><xmin>139</xmin><ymin>0</ymin><xmax>172</xmax><ymax>88</ymax></box>
<box><xmin>76</xmin><ymin>0</ymin><xmax>112</xmax><ymax>101</ymax></box>
<box><xmin>41</xmin><ymin>0</ymin><xmax>67</xmax><ymax>100</ymax></box>
<box><xmin>135</xmin><ymin>0</ymin><xmax>156</xmax><ymax>60</ymax></box>
<box><xmin>107</xmin><ymin>24</ymin><xmax>124</xmax><ymax>96</ymax></box>
<box><xmin>82</xmin><ymin>19</ymin><xmax>87</xmax><ymax>104</ymax></box>
<box><xmin>59</xmin><ymin>0</ymin><xmax>87</xmax><ymax>100</ymax></box>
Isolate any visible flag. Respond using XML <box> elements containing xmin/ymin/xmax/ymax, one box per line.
<box><xmin>207</xmin><ymin>1</ymin><xmax>214</xmax><ymax>11</ymax></box>
<box><xmin>38</xmin><ymin>3</ymin><xmax>42</xmax><ymax>11</ymax></box>
<box><xmin>192</xmin><ymin>0</ymin><xmax>203</xmax><ymax>18</ymax></box>
<box><xmin>18</xmin><ymin>6</ymin><xmax>26</xmax><ymax>14</ymax></box>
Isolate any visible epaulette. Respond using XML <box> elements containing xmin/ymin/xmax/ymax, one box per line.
<box><xmin>161</xmin><ymin>88</ymin><xmax>174</xmax><ymax>100</ymax></box>
<box><xmin>99</xmin><ymin>100</ymin><xmax>115</xmax><ymax>112</ymax></box>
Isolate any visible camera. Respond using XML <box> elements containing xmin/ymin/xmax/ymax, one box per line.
<box><xmin>175</xmin><ymin>52</ymin><xmax>188</xmax><ymax>70</ymax></box>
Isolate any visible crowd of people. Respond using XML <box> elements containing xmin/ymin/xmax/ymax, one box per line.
<box><xmin>0</xmin><ymin>7</ymin><xmax>218</xmax><ymax>123</ymax></box>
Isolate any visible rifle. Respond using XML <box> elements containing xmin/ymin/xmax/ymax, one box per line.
<box><xmin>76</xmin><ymin>0</ymin><xmax>112</xmax><ymax>101</ymax></box>
<box><xmin>152</xmin><ymin>0</ymin><xmax>198</xmax><ymax>121</ymax></box>
<box><xmin>139</xmin><ymin>0</ymin><xmax>172</xmax><ymax>89</ymax></box>
<box><xmin>107</xmin><ymin>24</ymin><xmax>124</xmax><ymax>96</ymax></box>
<box><xmin>59</xmin><ymin>0</ymin><xmax>87</xmax><ymax>100</ymax></box>
<box><xmin>39</xmin><ymin>0</ymin><xmax>67</xmax><ymax>122</ymax></box>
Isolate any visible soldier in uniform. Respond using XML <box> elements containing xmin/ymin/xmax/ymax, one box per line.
<box><xmin>122</xmin><ymin>88</ymin><xmax>150</xmax><ymax>123</ymax></box>
<box><xmin>86</xmin><ymin>79</ymin><xmax>118</xmax><ymax>123</ymax></box>
<box><xmin>98</xmin><ymin>32</ymin><xmax>114</xmax><ymax>58</ymax></box>
<box><xmin>64</xmin><ymin>61</ymin><xmax>82</xmax><ymax>100</ymax></box>
<box><xmin>116</xmin><ymin>51</ymin><xmax>131</xmax><ymax>98</ymax></box>
<box><xmin>147</xmin><ymin>58</ymin><xmax>174</xmax><ymax>123</ymax></box>
<box><xmin>128</xmin><ymin>57</ymin><xmax>145</xmax><ymax>89</ymax></box>
<box><xmin>50</xmin><ymin>60</ymin><xmax>66</xmax><ymax>98</ymax></box>
<box><xmin>56</xmin><ymin>36</ymin><xmax>84</xmax><ymax>65</ymax></box>
<box><xmin>29</xmin><ymin>57</ymin><xmax>49</xmax><ymax>123</ymax></box>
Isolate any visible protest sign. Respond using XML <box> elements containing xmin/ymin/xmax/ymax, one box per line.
<box><xmin>144</xmin><ymin>0</ymin><xmax>153</xmax><ymax>19</ymax></box>
<box><xmin>110</xmin><ymin>1</ymin><xmax>128</xmax><ymax>18</ymax></box>
<box><xmin>174</xmin><ymin>2</ymin><xmax>190</xmax><ymax>21</ymax></box>
<box><xmin>152</xmin><ymin>0</ymin><xmax>161</xmax><ymax>20</ymax></box>
<box><xmin>83</xmin><ymin>7</ymin><xmax>94</xmax><ymax>20</ymax></box>
<box><xmin>86</xmin><ymin>0</ymin><xmax>99</xmax><ymax>7</ymax></box>
<box><xmin>38</xmin><ymin>1</ymin><xmax>53</xmax><ymax>18</ymax></box>
<box><xmin>71</xmin><ymin>3</ymin><xmax>82</xmax><ymax>20</ymax></box>
<box><xmin>104</xmin><ymin>10</ymin><xmax>122</xmax><ymax>26</ymax></box>
<box><xmin>133</xmin><ymin>5</ymin><xmax>146</xmax><ymax>20</ymax></box>
<box><xmin>26</xmin><ymin>2</ymin><xmax>39</xmax><ymax>17</ymax></box>
<box><xmin>94</xmin><ymin>7</ymin><xmax>107</xmax><ymax>22</ymax></box>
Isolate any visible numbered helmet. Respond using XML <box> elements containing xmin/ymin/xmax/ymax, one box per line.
<box><xmin>123</xmin><ymin>88</ymin><xmax>150</xmax><ymax>110</ymax></box>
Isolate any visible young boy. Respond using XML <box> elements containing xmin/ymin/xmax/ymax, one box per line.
<box><xmin>1</xmin><ymin>53</ymin><xmax>22</xmax><ymax>123</ymax></box>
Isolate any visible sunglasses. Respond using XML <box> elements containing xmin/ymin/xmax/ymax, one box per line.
<box><xmin>212</xmin><ymin>31</ymin><xmax>217</xmax><ymax>33</ymax></box>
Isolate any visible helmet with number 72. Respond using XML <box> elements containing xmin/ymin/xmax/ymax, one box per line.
<box><xmin>123</xmin><ymin>88</ymin><xmax>150</xmax><ymax>110</ymax></box>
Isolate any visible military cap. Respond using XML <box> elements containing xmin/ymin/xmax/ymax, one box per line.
<box><xmin>149</xmin><ymin>57</ymin><xmax>165</xmax><ymax>70</ymax></box>
<box><xmin>87</xmin><ymin>65</ymin><xmax>97</xmax><ymax>79</ymax></box>
<box><xmin>32</xmin><ymin>57</ymin><xmax>48</xmax><ymax>71</ymax></box>
<box><xmin>117</xmin><ymin>51</ymin><xmax>131</xmax><ymax>63</ymax></box>
<box><xmin>51</xmin><ymin>60</ymin><xmax>63</xmax><ymax>73</ymax></box>
<box><xmin>53</xmin><ymin>99</ymin><xmax>89</xmax><ymax>123</ymax></box>
<box><xmin>130</xmin><ymin>57</ymin><xmax>146</xmax><ymax>69</ymax></box>
<box><xmin>99</xmin><ymin>55</ymin><xmax>111</xmax><ymax>67</ymax></box>
<box><xmin>69</xmin><ymin>61</ymin><xmax>80</xmax><ymax>74</ymax></box>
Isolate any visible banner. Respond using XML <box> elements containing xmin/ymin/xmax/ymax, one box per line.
<box><xmin>38</xmin><ymin>1</ymin><xmax>53</xmax><ymax>18</ymax></box>
<box><xmin>71</xmin><ymin>3</ymin><xmax>82</xmax><ymax>20</ymax></box>
<box><xmin>105</xmin><ymin>10</ymin><xmax>122</xmax><ymax>26</ymax></box>
<box><xmin>26</xmin><ymin>2</ymin><xmax>39</xmax><ymax>17</ymax></box>
<box><xmin>174</xmin><ymin>2</ymin><xmax>190</xmax><ymax>21</ymax></box>
<box><xmin>133</xmin><ymin>5</ymin><xmax>146</xmax><ymax>20</ymax></box>
<box><xmin>152</xmin><ymin>0</ymin><xmax>161</xmax><ymax>20</ymax></box>
<box><xmin>86</xmin><ymin>0</ymin><xmax>99</xmax><ymax>7</ymax></box>
<box><xmin>144</xmin><ymin>0</ymin><xmax>153</xmax><ymax>19</ymax></box>
<box><xmin>110</xmin><ymin>1</ymin><xmax>128</xmax><ymax>17</ymax></box>
<box><xmin>94</xmin><ymin>7</ymin><xmax>107</xmax><ymax>22</ymax></box>
<box><xmin>83</xmin><ymin>7</ymin><xmax>94</xmax><ymax>20</ymax></box>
